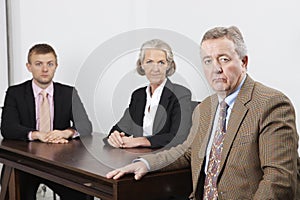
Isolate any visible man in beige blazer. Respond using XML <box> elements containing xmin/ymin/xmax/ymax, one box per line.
<box><xmin>107</xmin><ymin>26</ymin><xmax>299</xmax><ymax>199</ymax></box>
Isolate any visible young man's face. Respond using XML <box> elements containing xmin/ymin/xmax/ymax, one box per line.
<box><xmin>26</xmin><ymin>53</ymin><xmax>58</xmax><ymax>89</ymax></box>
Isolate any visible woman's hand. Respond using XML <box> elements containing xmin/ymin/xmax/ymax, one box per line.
<box><xmin>108</xmin><ymin>131</ymin><xmax>126</xmax><ymax>148</ymax></box>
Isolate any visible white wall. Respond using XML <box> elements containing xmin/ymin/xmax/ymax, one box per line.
<box><xmin>0</xmin><ymin>0</ymin><xmax>8</xmax><ymax>106</ymax></box>
<box><xmin>0</xmin><ymin>0</ymin><xmax>8</xmax><ymax>134</ymax></box>
<box><xmin>2</xmin><ymin>0</ymin><xmax>300</xmax><ymax>152</ymax></box>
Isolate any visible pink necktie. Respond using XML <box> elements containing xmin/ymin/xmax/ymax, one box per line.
<box><xmin>39</xmin><ymin>90</ymin><xmax>50</xmax><ymax>133</ymax></box>
<box><xmin>203</xmin><ymin>100</ymin><xmax>229</xmax><ymax>200</ymax></box>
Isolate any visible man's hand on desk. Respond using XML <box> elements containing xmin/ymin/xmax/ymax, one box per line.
<box><xmin>106</xmin><ymin>161</ymin><xmax>148</xmax><ymax>180</ymax></box>
<box><xmin>31</xmin><ymin>130</ymin><xmax>73</xmax><ymax>143</ymax></box>
<box><xmin>45</xmin><ymin>129</ymin><xmax>75</xmax><ymax>142</ymax></box>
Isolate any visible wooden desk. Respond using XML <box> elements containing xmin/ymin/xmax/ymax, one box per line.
<box><xmin>0</xmin><ymin>134</ymin><xmax>192</xmax><ymax>200</ymax></box>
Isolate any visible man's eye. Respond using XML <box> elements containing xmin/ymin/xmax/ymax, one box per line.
<box><xmin>219</xmin><ymin>57</ymin><xmax>230</xmax><ymax>63</ymax></box>
<box><xmin>158</xmin><ymin>61</ymin><xmax>166</xmax><ymax>65</ymax></box>
<box><xmin>35</xmin><ymin>63</ymin><xmax>42</xmax><ymax>66</ymax></box>
<box><xmin>146</xmin><ymin>60</ymin><xmax>153</xmax><ymax>64</ymax></box>
<box><xmin>203</xmin><ymin>59</ymin><xmax>212</xmax><ymax>65</ymax></box>
<box><xmin>48</xmin><ymin>63</ymin><xmax>54</xmax><ymax>67</ymax></box>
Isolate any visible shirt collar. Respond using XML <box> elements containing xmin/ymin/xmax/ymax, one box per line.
<box><xmin>32</xmin><ymin>80</ymin><xmax>54</xmax><ymax>98</ymax></box>
<box><xmin>145</xmin><ymin>78</ymin><xmax>167</xmax><ymax>99</ymax></box>
<box><xmin>218</xmin><ymin>74</ymin><xmax>247</xmax><ymax>108</ymax></box>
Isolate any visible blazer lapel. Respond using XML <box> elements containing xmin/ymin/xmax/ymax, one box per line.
<box><xmin>153</xmin><ymin>79</ymin><xmax>173</xmax><ymax>134</ymax></box>
<box><xmin>25</xmin><ymin>81</ymin><xmax>36</xmax><ymax>127</ymax></box>
<box><xmin>192</xmin><ymin>95</ymin><xmax>218</xmax><ymax>194</ymax></box>
<box><xmin>134</xmin><ymin>89</ymin><xmax>147</xmax><ymax>137</ymax></box>
<box><xmin>198</xmin><ymin>95</ymin><xmax>219</xmax><ymax>159</ymax></box>
<box><xmin>219</xmin><ymin>76</ymin><xmax>254</xmax><ymax>171</ymax></box>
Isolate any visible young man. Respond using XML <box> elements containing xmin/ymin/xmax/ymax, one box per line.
<box><xmin>1</xmin><ymin>43</ymin><xmax>93</xmax><ymax>199</ymax></box>
<box><xmin>106</xmin><ymin>26</ymin><xmax>299</xmax><ymax>199</ymax></box>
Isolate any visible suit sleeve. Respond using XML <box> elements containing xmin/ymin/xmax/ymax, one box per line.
<box><xmin>254</xmin><ymin>93</ymin><xmax>299</xmax><ymax>199</ymax></box>
<box><xmin>108</xmin><ymin>92</ymin><xmax>139</xmax><ymax>137</ymax></box>
<box><xmin>71</xmin><ymin>88</ymin><xmax>93</xmax><ymax>136</ymax></box>
<box><xmin>1</xmin><ymin>87</ymin><xmax>35</xmax><ymax>140</ymax></box>
<box><xmin>147</xmin><ymin>88</ymin><xmax>193</xmax><ymax>148</ymax></box>
<box><xmin>109</xmin><ymin>108</ymin><xmax>134</xmax><ymax>137</ymax></box>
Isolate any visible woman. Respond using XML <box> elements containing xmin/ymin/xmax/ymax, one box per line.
<box><xmin>108</xmin><ymin>39</ymin><xmax>193</xmax><ymax>148</ymax></box>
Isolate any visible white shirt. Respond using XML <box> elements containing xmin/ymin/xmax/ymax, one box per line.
<box><xmin>143</xmin><ymin>79</ymin><xmax>167</xmax><ymax>137</ymax></box>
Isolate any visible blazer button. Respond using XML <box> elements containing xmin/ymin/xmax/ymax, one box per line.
<box><xmin>219</xmin><ymin>191</ymin><xmax>225</xmax><ymax>195</ymax></box>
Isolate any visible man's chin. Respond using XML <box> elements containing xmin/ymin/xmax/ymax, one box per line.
<box><xmin>213</xmin><ymin>85</ymin><xmax>227</xmax><ymax>91</ymax></box>
<box><xmin>37</xmin><ymin>79</ymin><xmax>52</xmax><ymax>86</ymax></box>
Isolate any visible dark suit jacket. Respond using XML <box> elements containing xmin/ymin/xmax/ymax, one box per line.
<box><xmin>109</xmin><ymin>79</ymin><xmax>194</xmax><ymax>148</ymax></box>
<box><xmin>143</xmin><ymin>76</ymin><xmax>299</xmax><ymax>199</ymax></box>
<box><xmin>1</xmin><ymin>80</ymin><xmax>92</xmax><ymax>140</ymax></box>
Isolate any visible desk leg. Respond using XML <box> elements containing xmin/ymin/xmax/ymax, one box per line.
<box><xmin>0</xmin><ymin>165</ymin><xmax>12</xmax><ymax>200</ymax></box>
<box><xmin>9</xmin><ymin>169</ymin><xmax>21</xmax><ymax>200</ymax></box>
<box><xmin>0</xmin><ymin>166</ymin><xmax>20</xmax><ymax>200</ymax></box>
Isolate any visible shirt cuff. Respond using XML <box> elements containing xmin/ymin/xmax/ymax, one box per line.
<box><xmin>72</xmin><ymin>131</ymin><xmax>80</xmax><ymax>138</ymax></box>
<box><xmin>133</xmin><ymin>158</ymin><xmax>150</xmax><ymax>171</ymax></box>
<box><xmin>28</xmin><ymin>131</ymin><xmax>34</xmax><ymax>141</ymax></box>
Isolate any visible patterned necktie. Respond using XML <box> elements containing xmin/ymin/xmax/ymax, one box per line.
<box><xmin>203</xmin><ymin>100</ymin><xmax>229</xmax><ymax>200</ymax></box>
<box><xmin>39</xmin><ymin>90</ymin><xmax>50</xmax><ymax>133</ymax></box>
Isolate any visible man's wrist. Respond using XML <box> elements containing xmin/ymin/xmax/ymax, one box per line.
<box><xmin>30</xmin><ymin>131</ymin><xmax>39</xmax><ymax>140</ymax></box>
<box><xmin>133</xmin><ymin>158</ymin><xmax>150</xmax><ymax>171</ymax></box>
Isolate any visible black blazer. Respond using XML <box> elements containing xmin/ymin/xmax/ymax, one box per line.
<box><xmin>0</xmin><ymin>80</ymin><xmax>92</xmax><ymax>140</ymax></box>
<box><xmin>109</xmin><ymin>79</ymin><xmax>193</xmax><ymax>148</ymax></box>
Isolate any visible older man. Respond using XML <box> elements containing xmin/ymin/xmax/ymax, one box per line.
<box><xmin>106</xmin><ymin>26</ymin><xmax>299</xmax><ymax>200</ymax></box>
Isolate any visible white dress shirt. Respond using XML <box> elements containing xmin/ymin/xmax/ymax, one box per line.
<box><xmin>142</xmin><ymin>79</ymin><xmax>167</xmax><ymax>137</ymax></box>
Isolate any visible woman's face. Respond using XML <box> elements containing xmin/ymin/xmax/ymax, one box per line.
<box><xmin>142</xmin><ymin>49</ymin><xmax>168</xmax><ymax>87</ymax></box>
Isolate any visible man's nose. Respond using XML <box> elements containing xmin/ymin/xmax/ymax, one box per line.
<box><xmin>41</xmin><ymin>65</ymin><xmax>49</xmax><ymax>71</ymax></box>
<box><xmin>213</xmin><ymin>61</ymin><xmax>222</xmax><ymax>73</ymax></box>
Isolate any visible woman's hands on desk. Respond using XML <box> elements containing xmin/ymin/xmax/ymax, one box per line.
<box><xmin>108</xmin><ymin>131</ymin><xmax>151</xmax><ymax>148</ymax></box>
<box><xmin>106</xmin><ymin>161</ymin><xmax>148</xmax><ymax>180</ymax></box>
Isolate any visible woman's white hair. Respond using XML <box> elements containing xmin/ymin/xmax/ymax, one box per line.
<box><xmin>136</xmin><ymin>39</ymin><xmax>176</xmax><ymax>76</ymax></box>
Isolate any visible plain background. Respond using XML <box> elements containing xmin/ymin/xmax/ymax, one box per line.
<box><xmin>0</xmin><ymin>0</ymin><xmax>299</xmax><ymax>153</ymax></box>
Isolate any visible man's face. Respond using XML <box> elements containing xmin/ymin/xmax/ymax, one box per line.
<box><xmin>26</xmin><ymin>53</ymin><xmax>57</xmax><ymax>88</ymax></box>
<box><xmin>200</xmin><ymin>37</ymin><xmax>247</xmax><ymax>98</ymax></box>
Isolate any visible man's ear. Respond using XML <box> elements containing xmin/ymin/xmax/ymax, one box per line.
<box><xmin>241</xmin><ymin>56</ymin><xmax>248</xmax><ymax>69</ymax></box>
<box><xmin>26</xmin><ymin>63</ymin><xmax>32</xmax><ymax>72</ymax></box>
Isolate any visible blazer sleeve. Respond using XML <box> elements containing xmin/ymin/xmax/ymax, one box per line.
<box><xmin>108</xmin><ymin>90</ymin><xmax>142</xmax><ymax>137</ymax></box>
<box><xmin>109</xmin><ymin>108</ymin><xmax>135</xmax><ymax>137</ymax></box>
<box><xmin>254</xmin><ymin>93</ymin><xmax>298</xmax><ymax>199</ymax></box>
<box><xmin>1</xmin><ymin>87</ymin><xmax>36</xmax><ymax>140</ymax></box>
<box><xmin>147</xmin><ymin>87</ymin><xmax>193</xmax><ymax>148</ymax></box>
<box><xmin>71</xmin><ymin>88</ymin><xmax>93</xmax><ymax>136</ymax></box>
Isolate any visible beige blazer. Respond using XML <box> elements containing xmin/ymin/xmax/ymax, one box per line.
<box><xmin>142</xmin><ymin>75</ymin><xmax>299</xmax><ymax>200</ymax></box>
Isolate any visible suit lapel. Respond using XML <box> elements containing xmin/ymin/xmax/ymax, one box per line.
<box><xmin>198</xmin><ymin>95</ymin><xmax>219</xmax><ymax>159</ymax></box>
<box><xmin>192</xmin><ymin>95</ymin><xmax>219</xmax><ymax>194</ymax></box>
<box><xmin>53</xmin><ymin>83</ymin><xmax>60</xmax><ymax>128</ymax></box>
<box><xmin>25</xmin><ymin>81</ymin><xmax>36</xmax><ymax>127</ymax></box>
<box><xmin>219</xmin><ymin>76</ymin><xmax>254</xmax><ymax>171</ymax></box>
<box><xmin>152</xmin><ymin>79</ymin><xmax>173</xmax><ymax>134</ymax></box>
<box><xmin>134</xmin><ymin>89</ymin><xmax>146</xmax><ymax>137</ymax></box>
